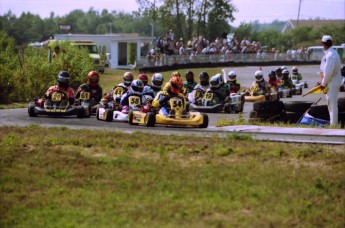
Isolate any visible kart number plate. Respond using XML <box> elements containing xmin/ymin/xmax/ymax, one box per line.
<box><xmin>129</xmin><ymin>96</ymin><xmax>141</xmax><ymax>106</ymax></box>
<box><xmin>113</xmin><ymin>87</ymin><xmax>124</xmax><ymax>96</ymax></box>
<box><xmin>51</xmin><ymin>92</ymin><xmax>62</xmax><ymax>101</ymax></box>
<box><xmin>170</xmin><ymin>97</ymin><xmax>183</xmax><ymax>112</ymax></box>
<box><xmin>203</xmin><ymin>92</ymin><xmax>213</xmax><ymax>101</ymax></box>
<box><xmin>80</xmin><ymin>91</ymin><xmax>90</xmax><ymax>100</ymax></box>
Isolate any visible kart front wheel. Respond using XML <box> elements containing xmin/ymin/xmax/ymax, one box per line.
<box><xmin>28</xmin><ymin>102</ymin><xmax>37</xmax><ymax>117</ymax></box>
<box><xmin>199</xmin><ymin>114</ymin><xmax>209</xmax><ymax>128</ymax></box>
<box><xmin>76</xmin><ymin>107</ymin><xmax>85</xmax><ymax>118</ymax></box>
<box><xmin>145</xmin><ymin>112</ymin><xmax>156</xmax><ymax>127</ymax></box>
<box><xmin>128</xmin><ymin>111</ymin><xmax>134</xmax><ymax>125</ymax></box>
<box><xmin>96</xmin><ymin>107</ymin><xmax>100</xmax><ymax>120</ymax></box>
<box><xmin>104</xmin><ymin>109</ymin><xmax>113</xmax><ymax>122</ymax></box>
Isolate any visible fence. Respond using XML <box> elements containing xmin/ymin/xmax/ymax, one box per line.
<box><xmin>136</xmin><ymin>52</ymin><xmax>318</xmax><ymax>69</ymax></box>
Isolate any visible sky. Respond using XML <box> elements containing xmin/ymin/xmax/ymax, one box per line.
<box><xmin>0</xmin><ymin>0</ymin><xmax>344</xmax><ymax>27</ymax></box>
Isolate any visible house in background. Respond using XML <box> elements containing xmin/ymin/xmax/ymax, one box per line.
<box><xmin>282</xmin><ymin>19</ymin><xmax>345</xmax><ymax>33</ymax></box>
<box><xmin>54</xmin><ymin>33</ymin><xmax>154</xmax><ymax>69</ymax></box>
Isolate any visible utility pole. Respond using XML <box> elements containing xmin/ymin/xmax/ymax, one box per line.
<box><xmin>297</xmin><ymin>0</ymin><xmax>302</xmax><ymax>26</ymax></box>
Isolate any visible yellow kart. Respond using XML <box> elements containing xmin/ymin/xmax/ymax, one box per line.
<box><xmin>129</xmin><ymin>96</ymin><xmax>208</xmax><ymax>128</ymax></box>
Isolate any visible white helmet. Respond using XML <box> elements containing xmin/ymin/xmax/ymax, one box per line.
<box><xmin>210</xmin><ymin>74</ymin><xmax>224</xmax><ymax>89</ymax></box>
<box><xmin>292</xmin><ymin>66</ymin><xmax>298</xmax><ymax>74</ymax></box>
<box><xmin>228</xmin><ymin>71</ymin><xmax>237</xmax><ymax>82</ymax></box>
<box><xmin>254</xmin><ymin>70</ymin><xmax>264</xmax><ymax>82</ymax></box>
<box><xmin>151</xmin><ymin>73</ymin><xmax>164</xmax><ymax>90</ymax></box>
<box><xmin>130</xmin><ymin>79</ymin><xmax>144</xmax><ymax>95</ymax></box>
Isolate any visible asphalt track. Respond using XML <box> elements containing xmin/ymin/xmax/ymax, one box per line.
<box><xmin>1</xmin><ymin>65</ymin><xmax>344</xmax><ymax>144</ymax></box>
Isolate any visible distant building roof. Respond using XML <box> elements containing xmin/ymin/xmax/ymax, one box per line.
<box><xmin>282</xmin><ymin>19</ymin><xmax>345</xmax><ymax>33</ymax></box>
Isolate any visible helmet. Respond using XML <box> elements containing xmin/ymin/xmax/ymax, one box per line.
<box><xmin>282</xmin><ymin>69</ymin><xmax>290</xmax><ymax>79</ymax></box>
<box><xmin>281</xmin><ymin>65</ymin><xmax>287</xmax><ymax>70</ymax></box>
<box><xmin>292</xmin><ymin>66</ymin><xmax>298</xmax><ymax>74</ymax></box>
<box><xmin>254</xmin><ymin>70</ymin><xmax>264</xmax><ymax>82</ymax></box>
<box><xmin>171</xmin><ymin>71</ymin><xmax>181</xmax><ymax>77</ymax></box>
<box><xmin>130</xmin><ymin>79</ymin><xmax>144</xmax><ymax>95</ymax></box>
<box><xmin>87</xmin><ymin>71</ymin><xmax>100</xmax><ymax>87</ymax></box>
<box><xmin>268</xmin><ymin>70</ymin><xmax>276</xmax><ymax>80</ymax></box>
<box><xmin>123</xmin><ymin>72</ymin><xmax>134</xmax><ymax>86</ymax></box>
<box><xmin>169</xmin><ymin>76</ymin><xmax>183</xmax><ymax>95</ymax></box>
<box><xmin>138</xmin><ymin>74</ymin><xmax>149</xmax><ymax>85</ymax></box>
<box><xmin>151</xmin><ymin>73</ymin><xmax>164</xmax><ymax>90</ymax></box>
<box><xmin>57</xmin><ymin>71</ymin><xmax>71</xmax><ymax>88</ymax></box>
<box><xmin>210</xmin><ymin>74</ymin><xmax>224</xmax><ymax>89</ymax></box>
<box><xmin>228</xmin><ymin>71</ymin><xmax>237</xmax><ymax>81</ymax></box>
<box><xmin>199</xmin><ymin>72</ymin><xmax>209</xmax><ymax>86</ymax></box>
<box><xmin>275</xmin><ymin>67</ymin><xmax>283</xmax><ymax>77</ymax></box>
<box><xmin>185</xmin><ymin>71</ymin><xmax>194</xmax><ymax>83</ymax></box>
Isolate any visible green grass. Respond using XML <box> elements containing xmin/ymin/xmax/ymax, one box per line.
<box><xmin>0</xmin><ymin>103</ymin><xmax>27</xmax><ymax>109</ymax></box>
<box><xmin>0</xmin><ymin>126</ymin><xmax>344</xmax><ymax>227</ymax></box>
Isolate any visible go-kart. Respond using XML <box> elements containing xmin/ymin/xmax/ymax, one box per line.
<box><xmin>244</xmin><ymin>84</ymin><xmax>279</xmax><ymax>102</ymax></box>
<box><xmin>278</xmin><ymin>87</ymin><xmax>293</xmax><ymax>98</ymax></box>
<box><xmin>28</xmin><ymin>90</ymin><xmax>87</xmax><ymax>117</ymax></box>
<box><xmin>75</xmin><ymin>91</ymin><xmax>94</xmax><ymax>117</ymax></box>
<box><xmin>97</xmin><ymin>94</ymin><xmax>142</xmax><ymax>122</ymax></box>
<box><xmin>129</xmin><ymin>96</ymin><xmax>208</xmax><ymax>128</ymax></box>
<box><xmin>188</xmin><ymin>88</ymin><xmax>244</xmax><ymax>113</ymax></box>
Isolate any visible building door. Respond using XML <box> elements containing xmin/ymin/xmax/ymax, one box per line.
<box><xmin>118</xmin><ymin>42</ymin><xmax>127</xmax><ymax>66</ymax></box>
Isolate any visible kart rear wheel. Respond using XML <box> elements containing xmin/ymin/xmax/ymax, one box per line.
<box><xmin>199</xmin><ymin>114</ymin><xmax>209</xmax><ymax>128</ymax></box>
<box><xmin>104</xmin><ymin>109</ymin><xmax>113</xmax><ymax>122</ymax></box>
<box><xmin>28</xmin><ymin>102</ymin><xmax>37</xmax><ymax>117</ymax></box>
<box><xmin>96</xmin><ymin>107</ymin><xmax>100</xmax><ymax>120</ymax></box>
<box><xmin>145</xmin><ymin>112</ymin><xmax>156</xmax><ymax>127</ymax></box>
<box><xmin>76</xmin><ymin>107</ymin><xmax>85</xmax><ymax>118</ymax></box>
<box><xmin>128</xmin><ymin>111</ymin><xmax>134</xmax><ymax>125</ymax></box>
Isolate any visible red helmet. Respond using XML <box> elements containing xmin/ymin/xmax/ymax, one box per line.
<box><xmin>87</xmin><ymin>71</ymin><xmax>100</xmax><ymax>86</ymax></box>
<box><xmin>138</xmin><ymin>74</ymin><xmax>149</xmax><ymax>85</ymax></box>
<box><xmin>123</xmin><ymin>72</ymin><xmax>134</xmax><ymax>86</ymax></box>
<box><xmin>169</xmin><ymin>76</ymin><xmax>183</xmax><ymax>95</ymax></box>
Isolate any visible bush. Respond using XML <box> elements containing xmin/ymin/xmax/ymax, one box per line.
<box><xmin>0</xmin><ymin>35</ymin><xmax>95</xmax><ymax>104</ymax></box>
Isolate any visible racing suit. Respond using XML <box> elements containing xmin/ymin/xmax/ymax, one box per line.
<box><xmin>226</xmin><ymin>80</ymin><xmax>241</xmax><ymax>93</ymax></box>
<box><xmin>183</xmin><ymin>81</ymin><xmax>197</xmax><ymax>95</ymax></box>
<box><xmin>120</xmin><ymin>90</ymin><xmax>147</xmax><ymax>113</ymax></box>
<box><xmin>320</xmin><ymin>46</ymin><xmax>342</xmax><ymax>125</ymax></box>
<box><xmin>76</xmin><ymin>83</ymin><xmax>103</xmax><ymax>105</ymax></box>
<box><xmin>268</xmin><ymin>78</ymin><xmax>281</xmax><ymax>92</ymax></box>
<box><xmin>212</xmin><ymin>83</ymin><xmax>230</xmax><ymax>103</ymax></box>
<box><xmin>249</xmin><ymin>80</ymin><xmax>270</xmax><ymax>95</ymax></box>
<box><xmin>280</xmin><ymin>76</ymin><xmax>294</xmax><ymax>89</ymax></box>
<box><xmin>152</xmin><ymin>90</ymin><xmax>186</xmax><ymax>116</ymax></box>
<box><xmin>44</xmin><ymin>85</ymin><xmax>75</xmax><ymax>106</ymax></box>
<box><xmin>188</xmin><ymin>83</ymin><xmax>210</xmax><ymax>104</ymax></box>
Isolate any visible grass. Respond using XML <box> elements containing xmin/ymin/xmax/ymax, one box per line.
<box><xmin>0</xmin><ymin>103</ymin><xmax>27</xmax><ymax>109</ymax></box>
<box><xmin>0</xmin><ymin>125</ymin><xmax>344</xmax><ymax>227</ymax></box>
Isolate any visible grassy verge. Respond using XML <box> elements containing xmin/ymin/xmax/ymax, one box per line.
<box><xmin>0</xmin><ymin>103</ymin><xmax>27</xmax><ymax>109</ymax></box>
<box><xmin>1</xmin><ymin>125</ymin><xmax>344</xmax><ymax>227</ymax></box>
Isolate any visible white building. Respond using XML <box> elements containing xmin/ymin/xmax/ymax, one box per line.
<box><xmin>54</xmin><ymin>33</ymin><xmax>154</xmax><ymax>69</ymax></box>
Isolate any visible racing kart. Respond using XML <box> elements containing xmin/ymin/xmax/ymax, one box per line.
<box><xmin>188</xmin><ymin>88</ymin><xmax>244</xmax><ymax>113</ymax></box>
<box><xmin>96</xmin><ymin>94</ymin><xmax>142</xmax><ymax>122</ymax></box>
<box><xmin>128</xmin><ymin>96</ymin><xmax>208</xmax><ymax>128</ymax></box>
<box><xmin>75</xmin><ymin>91</ymin><xmax>94</xmax><ymax>117</ymax></box>
<box><xmin>244</xmin><ymin>84</ymin><xmax>279</xmax><ymax>102</ymax></box>
<box><xmin>28</xmin><ymin>90</ymin><xmax>87</xmax><ymax>118</ymax></box>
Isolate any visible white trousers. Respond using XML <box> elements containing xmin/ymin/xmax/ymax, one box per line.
<box><xmin>326</xmin><ymin>74</ymin><xmax>342</xmax><ymax>125</ymax></box>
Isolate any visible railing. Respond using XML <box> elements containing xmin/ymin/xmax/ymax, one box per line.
<box><xmin>136</xmin><ymin>52</ymin><xmax>320</xmax><ymax>68</ymax></box>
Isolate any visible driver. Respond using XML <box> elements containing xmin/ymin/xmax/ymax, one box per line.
<box><xmin>76</xmin><ymin>71</ymin><xmax>103</xmax><ymax>105</ymax></box>
<box><xmin>152</xmin><ymin>75</ymin><xmax>186</xmax><ymax>117</ymax></box>
<box><xmin>248</xmin><ymin>70</ymin><xmax>270</xmax><ymax>96</ymax></box>
<box><xmin>183</xmin><ymin>71</ymin><xmax>197</xmax><ymax>95</ymax></box>
<box><xmin>117</xmin><ymin>72</ymin><xmax>134</xmax><ymax>90</ymax></box>
<box><xmin>142</xmin><ymin>73</ymin><xmax>164</xmax><ymax>98</ymax></box>
<box><xmin>120</xmin><ymin>79</ymin><xmax>146</xmax><ymax>113</ymax></box>
<box><xmin>41</xmin><ymin>71</ymin><xmax>75</xmax><ymax>107</ymax></box>
<box><xmin>102</xmin><ymin>71</ymin><xmax>133</xmax><ymax>105</ymax></box>
<box><xmin>267</xmin><ymin>70</ymin><xmax>281</xmax><ymax>92</ymax></box>
<box><xmin>209</xmin><ymin>73</ymin><xmax>230</xmax><ymax>103</ymax></box>
<box><xmin>226</xmin><ymin>71</ymin><xmax>241</xmax><ymax>93</ymax></box>
<box><xmin>280</xmin><ymin>69</ymin><xmax>294</xmax><ymax>89</ymax></box>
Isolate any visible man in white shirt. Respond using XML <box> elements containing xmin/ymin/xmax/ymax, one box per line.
<box><xmin>319</xmin><ymin>35</ymin><xmax>342</xmax><ymax>125</ymax></box>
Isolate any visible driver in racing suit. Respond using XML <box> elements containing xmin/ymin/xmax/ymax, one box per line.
<box><xmin>120</xmin><ymin>79</ymin><xmax>146</xmax><ymax>113</ymax></box>
<box><xmin>248</xmin><ymin>70</ymin><xmax>270</xmax><ymax>96</ymax></box>
<box><xmin>38</xmin><ymin>71</ymin><xmax>75</xmax><ymax>107</ymax></box>
<box><xmin>226</xmin><ymin>71</ymin><xmax>241</xmax><ymax>93</ymax></box>
<box><xmin>75</xmin><ymin>71</ymin><xmax>103</xmax><ymax>107</ymax></box>
<box><xmin>209</xmin><ymin>74</ymin><xmax>230</xmax><ymax>103</ymax></box>
<box><xmin>152</xmin><ymin>75</ymin><xmax>186</xmax><ymax>117</ymax></box>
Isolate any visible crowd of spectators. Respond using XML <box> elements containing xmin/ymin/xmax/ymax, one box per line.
<box><xmin>146</xmin><ymin>30</ymin><xmax>310</xmax><ymax>66</ymax></box>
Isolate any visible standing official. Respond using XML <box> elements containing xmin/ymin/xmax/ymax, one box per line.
<box><xmin>319</xmin><ymin>35</ymin><xmax>342</xmax><ymax>125</ymax></box>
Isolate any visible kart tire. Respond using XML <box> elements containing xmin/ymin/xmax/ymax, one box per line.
<box><xmin>145</xmin><ymin>112</ymin><xmax>156</xmax><ymax>127</ymax></box>
<box><xmin>285</xmin><ymin>111</ymin><xmax>302</xmax><ymax>124</ymax></box>
<box><xmin>283</xmin><ymin>101</ymin><xmax>313</xmax><ymax>113</ymax></box>
<box><xmin>199</xmin><ymin>114</ymin><xmax>209</xmax><ymax>128</ymax></box>
<box><xmin>96</xmin><ymin>107</ymin><xmax>100</xmax><ymax>120</ymax></box>
<box><xmin>28</xmin><ymin>102</ymin><xmax>37</xmax><ymax>117</ymax></box>
<box><xmin>308</xmin><ymin>105</ymin><xmax>329</xmax><ymax>120</ymax></box>
<box><xmin>104</xmin><ymin>109</ymin><xmax>113</xmax><ymax>122</ymax></box>
<box><xmin>296</xmin><ymin>87</ymin><xmax>303</xmax><ymax>95</ymax></box>
<box><xmin>249</xmin><ymin>111</ymin><xmax>257</xmax><ymax>118</ymax></box>
<box><xmin>128</xmin><ymin>111</ymin><xmax>135</xmax><ymax>125</ymax></box>
<box><xmin>248</xmin><ymin>118</ymin><xmax>264</xmax><ymax>123</ymax></box>
<box><xmin>76</xmin><ymin>106</ymin><xmax>85</xmax><ymax>118</ymax></box>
